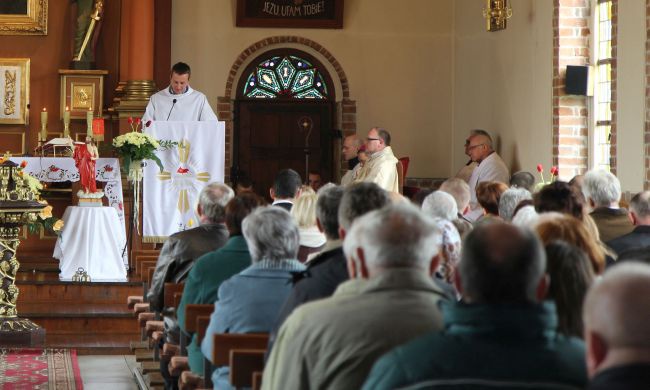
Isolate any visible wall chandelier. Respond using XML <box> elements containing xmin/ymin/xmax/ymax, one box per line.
<box><xmin>483</xmin><ymin>0</ymin><xmax>513</xmax><ymax>32</ymax></box>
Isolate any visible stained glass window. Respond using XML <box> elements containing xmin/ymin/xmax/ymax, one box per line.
<box><xmin>242</xmin><ymin>55</ymin><xmax>329</xmax><ymax>99</ymax></box>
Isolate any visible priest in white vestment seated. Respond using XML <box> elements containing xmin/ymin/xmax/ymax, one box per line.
<box><xmin>143</xmin><ymin>61</ymin><xmax>218</xmax><ymax>122</ymax></box>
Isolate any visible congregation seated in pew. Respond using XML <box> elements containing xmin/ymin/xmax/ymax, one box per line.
<box><xmin>127</xmin><ymin>165</ymin><xmax>650</xmax><ymax>390</ymax></box>
<box><xmin>172</xmin><ymin>192</ymin><xmax>265</xmax><ymax>387</ymax></box>
<box><xmin>201</xmin><ymin>206</ymin><xmax>306</xmax><ymax>389</ymax></box>
<box><xmin>263</xmin><ymin>203</ymin><xmax>448</xmax><ymax>389</ymax></box>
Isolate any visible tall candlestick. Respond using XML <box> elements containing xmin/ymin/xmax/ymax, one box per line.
<box><xmin>63</xmin><ymin>107</ymin><xmax>70</xmax><ymax>138</ymax></box>
<box><xmin>86</xmin><ymin>109</ymin><xmax>93</xmax><ymax>137</ymax></box>
<box><xmin>40</xmin><ymin>108</ymin><xmax>47</xmax><ymax>142</ymax></box>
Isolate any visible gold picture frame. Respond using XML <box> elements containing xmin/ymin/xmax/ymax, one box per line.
<box><xmin>0</xmin><ymin>58</ymin><xmax>30</xmax><ymax>125</ymax></box>
<box><xmin>0</xmin><ymin>0</ymin><xmax>47</xmax><ymax>35</ymax></box>
<box><xmin>59</xmin><ymin>70</ymin><xmax>108</xmax><ymax>119</ymax></box>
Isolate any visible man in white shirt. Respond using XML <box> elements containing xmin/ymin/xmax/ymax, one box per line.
<box><xmin>353</xmin><ymin>127</ymin><xmax>399</xmax><ymax>193</ymax></box>
<box><xmin>143</xmin><ymin>62</ymin><xmax>218</xmax><ymax>122</ymax></box>
<box><xmin>465</xmin><ymin>130</ymin><xmax>510</xmax><ymax>221</ymax></box>
<box><xmin>340</xmin><ymin>135</ymin><xmax>363</xmax><ymax>186</ymax></box>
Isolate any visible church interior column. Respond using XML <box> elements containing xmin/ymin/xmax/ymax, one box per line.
<box><xmin>114</xmin><ymin>0</ymin><xmax>156</xmax><ymax>127</ymax></box>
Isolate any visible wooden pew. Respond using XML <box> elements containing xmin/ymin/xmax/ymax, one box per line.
<box><xmin>181</xmin><ymin>304</ymin><xmax>214</xmax><ymax>354</ymax></box>
<box><xmin>176</xmin><ymin>304</ymin><xmax>214</xmax><ymax>390</ymax></box>
<box><xmin>127</xmin><ymin>249</ymin><xmax>159</xmax><ymax>309</ymax></box>
<box><xmin>211</xmin><ymin>334</ymin><xmax>269</xmax><ymax>367</ymax></box>
<box><xmin>252</xmin><ymin>371</ymin><xmax>262</xmax><ymax>390</ymax></box>
<box><xmin>207</xmin><ymin>334</ymin><xmax>269</xmax><ymax>389</ymax></box>
<box><xmin>230</xmin><ymin>349</ymin><xmax>266</xmax><ymax>389</ymax></box>
<box><xmin>150</xmin><ymin>282</ymin><xmax>184</xmax><ymax>362</ymax></box>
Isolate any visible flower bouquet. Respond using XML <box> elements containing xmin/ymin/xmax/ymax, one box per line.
<box><xmin>535</xmin><ymin>164</ymin><xmax>559</xmax><ymax>191</ymax></box>
<box><xmin>112</xmin><ymin>118</ymin><xmax>164</xmax><ymax>176</ymax></box>
<box><xmin>2</xmin><ymin>158</ymin><xmax>65</xmax><ymax>235</ymax></box>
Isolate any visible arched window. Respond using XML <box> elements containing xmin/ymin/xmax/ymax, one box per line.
<box><xmin>240</xmin><ymin>53</ymin><xmax>331</xmax><ymax>99</ymax></box>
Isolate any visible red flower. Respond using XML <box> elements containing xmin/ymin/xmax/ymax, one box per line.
<box><xmin>104</xmin><ymin>165</ymin><xmax>113</xmax><ymax>172</ymax></box>
<box><xmin>20</xmin><ymin>160</ymin><xmax>27</xmax><ymax>168</ymax></box>
<box><xmin>145</xmin><ymin>120</ymin><xmax>152</xmax><ymax>128</ymax></box>
<box><xmin>536</xmin><ymin>164</ymin><xmax>543</xmax><ymax>173</ymax></box>
<box><xmin>49</xmin><ymin>165</ymin><xmax>60</xmax><ymax>172</ymax></box>
<box><xmin>550</xmin><ymin>166</ymin><xmax>559</xmax><ymax>176</ymax></box>
<box><xmin>128</xmin><ymin>117</ymin><xmax>133</xmax><ymax>124</ymax></box>
<box><xmin>136</xmin><ymin>118</ymin><xmax>141</xmax><ymax>124</ymax></box>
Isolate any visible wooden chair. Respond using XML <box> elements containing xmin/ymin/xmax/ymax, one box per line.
<box><xmin>396</xmin><ymin>160</ymin><xmax>404</xmax><ymax>194</ymax></box>
<box><xmin>230</xmin><ymin>349</ymin><xmax>266</xmax><ymax>389</ymax></box>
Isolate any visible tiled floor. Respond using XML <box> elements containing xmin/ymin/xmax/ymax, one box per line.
<box><xmin>77</xmin><ymin>355</ymin><xmax>139</xmax><ymax>390</ymax></box>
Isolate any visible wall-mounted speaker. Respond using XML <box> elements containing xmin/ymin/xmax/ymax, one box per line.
<box><xmin>565</xmin><ymin>65</ymin><xmax>591</xmax><ymax>96</ymax></box>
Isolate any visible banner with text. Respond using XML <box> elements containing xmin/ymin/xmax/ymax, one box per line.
<box><xmin>143</xmin><ymin>121</ymin><xmax>225</xmax><ymax>241</ymax></box>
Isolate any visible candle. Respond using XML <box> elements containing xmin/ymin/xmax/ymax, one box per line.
<box><xmin>86</xmin><ymin>108</ymin><xmax>93</xmax><ymax>137</ymax></box>
<box><xmin>40</xmin><ymin>108</ymin><xmax>47</xmax><ymax>142</ymax></box>
<box><xmin>63</xmin><ymin>106</ymin><xmax>70</xmax><ymax>138</ymax></box>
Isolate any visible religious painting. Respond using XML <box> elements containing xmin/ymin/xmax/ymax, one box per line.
<box><xmin>236</xmin><ymin>0</ymin><xmax>344</xmax><ymax>29</ymax></box>
<box><xmin>0</xmin><ymin>0</ymin><xmax>48</xmax><ymax>35</ymax></box>
<box><xmin>0</xmin><ymin>58</ymin><xmax>30</xmax><ymax>125</ymax></box>
<box><xmin>59</xmin><ymin>70</ymin><xmax>108</xmax><ymax>119</ymax></box>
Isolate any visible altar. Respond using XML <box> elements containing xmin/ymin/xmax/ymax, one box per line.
<box><xmin>8</xmin><ymin>157</ymin><xmax>126</xmax><ymax>224</ymax></box>
<box><xmin>54</xmin><ymin>206</ymin><xmax>127</xmax><ymax>281</ymax></box>
<box><xmin>9</xmin><ymin>157</ymin><xmax>128</xmax><ymax>280</ymax></box>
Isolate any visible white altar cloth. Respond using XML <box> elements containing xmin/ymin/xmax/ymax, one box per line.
<box><xmin>8</xmin><ymin>157</ymin><xmax>126</xmax><ymax>225</ymax></box>
<box><xmin>54</xmin><ymin>206</ymin><xmax>127</xmax><ymax>281</ymax></box>
<box><xmin>143</xmin><ymin>121</ymin><xmax>225</xmax><ymax>241</ymax></box>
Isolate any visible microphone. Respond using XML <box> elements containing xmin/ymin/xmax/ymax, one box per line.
<box><xmin>166</xmin><ymin>98</ymin><xmax>177</xmax><ymax>121</ymax></box>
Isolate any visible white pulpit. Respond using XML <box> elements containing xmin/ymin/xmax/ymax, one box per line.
<box><xmin>54</xmin><ymin>206</ymin><xmax>128</xmax><ymax>281</ymax></box>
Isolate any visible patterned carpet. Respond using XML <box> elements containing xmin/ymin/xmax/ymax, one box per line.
<box><xmin>0</xmin><ymin>349</ymin><xmax>82</xmax><ymax>389</ymax></box>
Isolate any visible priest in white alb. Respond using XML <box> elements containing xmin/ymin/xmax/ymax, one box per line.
<box><xmin>143</xmin><ymin>62</ymin><xmax>218</xmax><ymax>122</ymax></box>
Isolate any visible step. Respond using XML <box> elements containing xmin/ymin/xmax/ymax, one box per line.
<box><xmin>136</xmin><ymin>348</ymin><xmax>155</xmax><ymax>362</ymax></box>
<box><xmin>146</xmin><ymin>371</ymin><xmax>165</xmax><ymax>386</ymax></box>
<box><xmin>17</xmin><ymin>280</ymin><xmax>143</xmax><ymax>304</ymax></box>
<box><xmin>45</xmin><ymin>333</ymin><xmax>140</xmax><ymax>355</ymax></box>
<box><xmin>19</xmin><ymin>303</ymin><xmax>139</xmax><ymax>333</ymax></box>
<box><xmin>141</xmin><ymin>360</ymin><xmax>160</xmax><ymax>374</ymax></box>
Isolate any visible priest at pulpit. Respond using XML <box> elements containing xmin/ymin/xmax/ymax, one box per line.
<box><xmin>142</xmin><ymin>62</ymin><xmax>218</xmax><ymax>122</ymax></box>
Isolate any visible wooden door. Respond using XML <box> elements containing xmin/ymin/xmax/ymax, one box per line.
<box><xmin>234</xmin><ymin>100</ymin><xmax>334</xmax><ymax>198</ymax></box>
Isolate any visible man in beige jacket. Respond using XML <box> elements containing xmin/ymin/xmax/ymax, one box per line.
<box><xmin>262</xmin><ymin>203</ymin><xmax>448</xmax><ymax>390</ymax></box>
<box><xmin>353</xmin><ymin>127</ymin><xmax>399</xmax><ymax>193</ymax></box>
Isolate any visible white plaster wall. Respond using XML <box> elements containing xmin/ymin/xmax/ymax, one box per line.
<box><xmin>616</xmin><ymin>0</ymin><xmax>645</xmax><ymax>193</ymax></box>
<box><xmin>171</xmin><ymin>0</ymin><xmax>454</xmax><ymax>178</ymax></box>
<box><xmin>452</xmin><ymin>0</ymin><xmax>553</xmax><ymax>179</ymax></box>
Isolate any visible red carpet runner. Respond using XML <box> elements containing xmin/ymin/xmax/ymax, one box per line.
<box><xmin>0</xmin><ymin>349</ymin><xmax>83</xmax><ymax>389</ymax></box>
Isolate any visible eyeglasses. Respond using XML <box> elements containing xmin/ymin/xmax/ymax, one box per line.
<box><xmin>467</xmin><ymin>143</ymin><xmax>485</xmax><ymax>151</ymax></box>
<box><xmin>366</xmin><ymin>137</ymin><xmax>380</xmax><ymax>142</ymax></box>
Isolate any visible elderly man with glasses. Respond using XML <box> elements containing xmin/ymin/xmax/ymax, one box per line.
<box><xmin>464</xmin><ymin>129</ymin><xmax>510</xmax><ymax>221</ymax></box>
<box><xmin>353</xmin><ymin>127</ymin><xmax>400</xmax><ymax>193</ymax></box>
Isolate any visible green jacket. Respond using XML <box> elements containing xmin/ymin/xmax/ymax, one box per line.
<box><xmin>176</xmin><ymin>235</ymin><xmax>251</xmax><ymax>373</ymax></box>
<box><xmin>363</xmin><ymin>301</ymin><xmax>587</xmax><ymax>390</ymax></box>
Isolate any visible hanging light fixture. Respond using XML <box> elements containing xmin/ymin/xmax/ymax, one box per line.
<box><xmin>483</xmin><ymin>0</ymin><xmax>513</xmax><ymax>32</ymax></box>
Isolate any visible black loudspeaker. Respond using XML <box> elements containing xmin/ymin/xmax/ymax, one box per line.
<box><xmin>565</xmin><ymin>65</ymin><xmax>590</xmax><ymax>96</ymax></box>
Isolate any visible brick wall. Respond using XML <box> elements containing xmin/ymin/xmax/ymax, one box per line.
<box><xmin>553</xmin><ymin>0</ymin><xmax>591</xmax><ymax>180</ymax></box>
<box><xmin>217</xmin><ymin>36</ymin><xmax>356</xmax><ymax>184</ymax></box>
<box><xmin>609</xmin><ymin>1</ymin><xmax>618</xmax><ymax>176</ymax></box>
<box><xmin>646</xmin><ymin>0</ymin><xmax>650</xmax><ymax>189</ymax></box>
